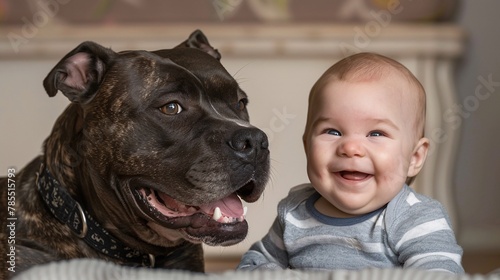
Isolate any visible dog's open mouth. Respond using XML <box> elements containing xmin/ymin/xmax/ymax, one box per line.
<box><xmin>133</xmin><ymin>184</ymin><xmax>256</xmax><ymax>245</ymax></box>
<box><xmin>137</xmin><ymin>188</ymin><xmax>247</xmax><ymax>224</ymax></box>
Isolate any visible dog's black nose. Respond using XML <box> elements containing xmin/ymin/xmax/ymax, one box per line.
<box><xmin>228</xmin><ymin>128</ymin><xmax>269</xmax><ymax>160</ymax></box>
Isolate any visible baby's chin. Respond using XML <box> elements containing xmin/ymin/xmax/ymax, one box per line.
<box><xmin>315</xmin><ymin>196</ymin><xmax>379</xmax><ymax>218</ymax></box>
<box><xmin>326</xmin><ymin>194</ymin><xmax>393</xmax><ymax>218</ymax></box>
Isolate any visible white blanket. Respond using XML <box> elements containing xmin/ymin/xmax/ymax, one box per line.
<box><xmin>11</xmin><ymin>259</ymin><xmax>500</xmax><ymax>280</ymax></box>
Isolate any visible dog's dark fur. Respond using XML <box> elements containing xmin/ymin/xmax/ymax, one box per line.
<box><xmin>0</xmin><ymin>30</ymin><xmax>269</xmax><ymax>278</ymax></box>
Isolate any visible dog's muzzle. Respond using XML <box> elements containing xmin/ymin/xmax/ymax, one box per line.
<box><xmin>131</xmin><ymin>127</ymin><xmax>269</xmax><ymax>246</ymax></box>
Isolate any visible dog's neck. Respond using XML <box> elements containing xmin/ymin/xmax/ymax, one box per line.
<box><xmin>36</xmin><ymin>165</ymin><xmax>195</xmax><ymax>267</ymax></box>
<box><xmin>36</xmin><ymin>164</ymin><xmax>199</xmax><ymax>268</ymax></box>
<box><xmin>43</xmin><ymin>104</ymin><xmax>85</xmax><ymax>198</ymax></box>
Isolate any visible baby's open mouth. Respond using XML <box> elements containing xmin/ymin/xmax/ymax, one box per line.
<box><xmin>339</xmin><ymin>171</ymin><xmax>371</xmax><ymax>181</ymax></box>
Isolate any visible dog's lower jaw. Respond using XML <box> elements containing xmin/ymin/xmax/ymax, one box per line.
<box><xmin>138</xmin><ymin>221</ymin><xmax>246</xmax><ymax>249</ymax></box>
<box><xmin>146</xmin><ymin>222</ymin><xmax>187</xmax><ymax>245</ymax></box>
<box><xmin>142</xmin><ymin>214</ymin><xmax>249</xmax><ymax>247</ymax></box>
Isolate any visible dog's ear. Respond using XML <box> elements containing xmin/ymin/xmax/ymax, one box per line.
<box><xmin>43</xmin><ymin>41</ymin><xmax>116</xmax><ymax>104</ymax></box>
<box><xmin>176</xmin><ymin>29</ymin><xmax>221</xmax><ymax>61</ymax></box>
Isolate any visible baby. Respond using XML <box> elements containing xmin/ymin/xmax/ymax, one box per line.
<box><xmin>238</xmin><ymin>53</ymin><xmax>464</xmax><ymax>273</ymax></box>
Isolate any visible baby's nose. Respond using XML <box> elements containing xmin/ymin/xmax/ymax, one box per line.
<box><xmin>337</xmin><ymin>137</ymin><xmax>366</xmax><ymax>158</ymax></box>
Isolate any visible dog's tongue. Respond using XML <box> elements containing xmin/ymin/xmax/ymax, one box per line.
<box><xmin>199</xmin><ymin>194</ymin><xmax>244</xmax><ymax>217</ymax></box>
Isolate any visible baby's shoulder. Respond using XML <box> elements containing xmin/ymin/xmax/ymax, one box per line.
<box><xmin>278</xmin><ymin>183</ymin><xmax>316</xmax><ymax>210</ymax></box>
<box><xmin>385</xmin><ymin>185</ymin><xmax>449</xmax><ymax>225</ymax></box>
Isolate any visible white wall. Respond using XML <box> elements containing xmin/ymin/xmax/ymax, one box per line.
<box><xmin>0</xmin><ymin>60</ymin><xmax>69</xmax><ymax>171</ymax></box>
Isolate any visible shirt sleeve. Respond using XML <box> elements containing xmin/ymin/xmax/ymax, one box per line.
<box><xmin>386</xmin><ymin>195</ymin><xmax>464</xmax><ymax>274</ymax></box>
<box><xmin>237</xmin><ymin>197</ymin><xmax>291</xmax><ymax>271</ymax></box>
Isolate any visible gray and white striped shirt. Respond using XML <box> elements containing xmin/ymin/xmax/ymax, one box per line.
<box><xmin>238</xmin><ymin>184</ymin><xmax>464</xmax><ymax>274</ymax></box>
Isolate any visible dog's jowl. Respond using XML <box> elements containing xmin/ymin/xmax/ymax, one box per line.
<box><xmin>0</xmin><ymin>30</ymin><xmax>270</xmax><ymax>275</ymax></box>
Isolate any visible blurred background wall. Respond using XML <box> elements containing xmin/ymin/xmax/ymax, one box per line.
<box><xmin>454</xmin><ymin>0</ymin><xmax>500</xmax><ymax>253</ymax></box>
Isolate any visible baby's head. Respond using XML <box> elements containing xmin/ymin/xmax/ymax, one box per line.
<box><xmin>303</xmin><ymin>53</ymin><xmax>429</xmax><ymax>217</ymax></box>
<box><xmin>305</xmin><ymin>52</ymin><xmax>426</xmax><ymax>141</ymax></box>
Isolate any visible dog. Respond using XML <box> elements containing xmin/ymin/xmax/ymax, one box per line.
<box><xmin>0</xmin><ymin>30</ymin><xmax>270</xmax><ymax>277</ymax></box>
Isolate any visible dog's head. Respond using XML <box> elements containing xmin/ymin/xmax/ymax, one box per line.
<box><xmin>43</xmin><ymin>30</ymin><xmax>270</xmax><ymax>247</ymax></box>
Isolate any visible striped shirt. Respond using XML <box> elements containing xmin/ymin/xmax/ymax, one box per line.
<box><xmin>238</xmin><ymin>184</ymin><xmax>464</xmax><ymax>274</ymax></box>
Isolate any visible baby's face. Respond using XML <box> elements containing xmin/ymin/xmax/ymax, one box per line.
<box><xmin>304</xmin><ymin>77</ymin><xmax>427</xmax><ymax>217</ymax></box>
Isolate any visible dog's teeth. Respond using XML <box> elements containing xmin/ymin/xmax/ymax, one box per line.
<box><xmin>243</xmin><ymin>206</ymin><xmax>248</xmax><ymax>217</ymax></box>
<box><xmin>212</xmin><ymin>207</ymin><xmax>222</xmax><ymax>221</ymax></box>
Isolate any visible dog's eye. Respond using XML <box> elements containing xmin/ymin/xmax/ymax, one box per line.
<box><xmin>159</xmin><ymin>102</ymin><xmax>183</xmax><ymax>115</ymax></box>
<box><xmin>237</xmin><ymin>98</ymin><xmax>248</xmax><ymax>111</ymax></box>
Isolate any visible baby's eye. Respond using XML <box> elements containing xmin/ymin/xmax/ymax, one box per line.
<box><xmin>326</xmin><ymin>129</ymin><xmax>341</xmax><ymax>136</ymax></box>
<box><xmin>368</xmin><ymin>131</ymin><xmax>384</xmax><ymax>137</ymax></box>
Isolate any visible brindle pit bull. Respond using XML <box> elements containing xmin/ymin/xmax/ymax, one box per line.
<box><xmin>0</xmin><ymin>30</ymin><xmax>270</xmax><ymax>277</ymax></box>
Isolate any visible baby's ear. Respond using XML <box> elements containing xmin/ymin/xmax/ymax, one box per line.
<box><xmin>407</xmin><ymin>137</ymin><xmax>430</xmax><ymax>178</ymax></box>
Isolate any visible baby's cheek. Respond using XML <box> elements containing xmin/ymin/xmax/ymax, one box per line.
<box><xmin>376</xmin><ymin>151</ymin><xmax>409</xmax><ymax>182</ymax></box>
